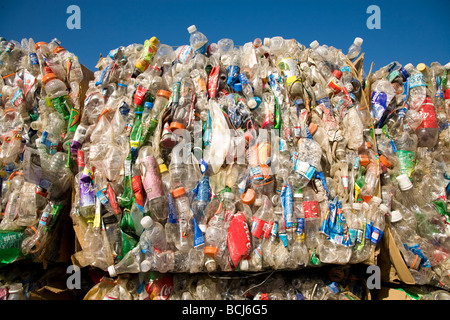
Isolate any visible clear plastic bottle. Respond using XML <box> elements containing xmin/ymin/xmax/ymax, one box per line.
<box><xmin>405</xmin><ymin>63</ymin><xmax>427</xmax><ymax>111</ymax></box>
<box><xmin>302</xmin><ymin>187</ymin><xmax>321</xmax><ymax>251</ymax></box>
<box><xmin>139</xmin><ymin>216</ymin><xmax>168</xmax><ymax>273</ymax></box>
<box><xmin>415</xmin><ymin>96</ymin><xmax>439</xmax><ymax>149</ymax></box>
<box><xmin>7</xmin><ymin>283</ymin><xmax>27</xmax><ymax>300</ymax></box>
<box><xmin>107</xmin><ymin>245</ymin><xmax>143</xmax><ymax>277</ymax></box>
<box><xmin>346</xmin><ymin>37</ymin><xmax>363</xmax><ymax>61</ymax></box>
<box><xmin>172</xmin><ymin>186</ymin><xmax>193</xmax><ymax>252</ymax></box>
<box><xmin>172</xmin><ymin>75</ymin><xmax>195</xmax><ymax>130</ymax></box>
<box><xmin>389</xmin><ymin>209</ymin><xmax>423</xmax><ymax>270</ymax></box>
<box><xmin>394</xmin><ymin>130</ymin><xmax>418</xmax><ymax>177</ymax></box>
<box><xmin>138</xmin><ymin>149</ymin><xmax>168</xmax><ymax>222</ymax></box>
<box><xmin>204</xmin><ymin>208</ymin><xmax>226</xmax><ymax>270</ymax></box>
<box><xmin>191</xmin><ymin>176</ymin><xmax>211</xmax><ymax>233</ymax></box>
<box><xmin>53</xmin><ymin>46</ymin><xmax>84</xmax><ymax>83</ymax></box>
<box><xmin>187</xmin><ymin>25</ymin><xmax>208</xmax><ymax>55</ymax></box>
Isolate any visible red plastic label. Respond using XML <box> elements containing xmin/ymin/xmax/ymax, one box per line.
<box><xmin>303</xmin><ymin>200</ymin><xmax>320</xmax><ymax>219</ymax></box>
<box><xmin>132</xmin><ymin>175</ymin><xmax>145</xmax><ymax>209</ymax></box>
<box><xmin>208</xmin><ymin>66</ymin><xmax>220</xmax><ymax>98</ymax></box>
<box><xmin>227</xmin><ymin>212</ymin><xmax>252</xmax><ymax>268</ymax></box>
<box><xmin>134</xmin><ymin>85</ymin><xmax>148</xmax><ymax>106</ymax></box>
<box><xmin>251</xmin><ymin>216</ymin><xmax>266</xmax><ymax>239</ymax></box>
<box><xmin>416</xmin><ymin>97</ymin><xmax>438</xmax><ymax>129</ymax></box>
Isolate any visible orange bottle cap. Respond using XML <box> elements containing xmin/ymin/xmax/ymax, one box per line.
<box><xmin>53</xmin><ymin>46</ymin><xmax>65</xmax><ymax>54</ymax></box>
<box><xmin>240</xmin><ymin>189</ymin><xmax>256</xmax><ymax>205</ymax></box>
<box><xmin>42</xmin><ymin>73</ymin><xmax>57</xmax><ymax>84</ymax></box>
<box><xmin>157</xmin><ymin>90</ymin><xmax>171</xmax><ymax>99</ymax></box>
<box><xmin>379</xmin><ymin>155</ymin><xmax>392</xmax><ymax>168</ymax></box>
<box><xmin>35</xmin><ymin>42</ymin><xmax>47</xmax><ymax>50</ymax></box>
<box><xmin>172</xmin><ymin>187</ymin><xmax>186</xmax><ymax>198</ymax></box>
<box><xmin>169</xmin><ymin>122</ymin><xmax>185</xmax><ymax>131</ymax></box>
<box><xmin>204</xmin><ymin>246</ymin><xmax>218</xmax><ymax>257</ymax></box>
<box><xmin>359</xmin><ymin>155</ymin><xmax>370</xmax><ymax>166</ymax></box>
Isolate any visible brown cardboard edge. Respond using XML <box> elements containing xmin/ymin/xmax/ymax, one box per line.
<box><xmin>384</xmin><ymin>227</ymin><xmax>416</xmax><ymax>285</ymax></box>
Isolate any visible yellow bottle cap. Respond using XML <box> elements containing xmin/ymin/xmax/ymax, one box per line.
<box><xmin>159</xmin><ymin>164</ymin><xmax>168</xmax><ymax>173</ymax></box>
<box><xmin>416</xmin><ymin>63</ymin><xmax>427</xmax><ymax>73</ymax></box>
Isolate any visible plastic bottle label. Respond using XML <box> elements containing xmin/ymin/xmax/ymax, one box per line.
<box><xmin>409</xmin><ymin>73</ymin><xmax>426</xmax><ymax>88</ymax></box>
<box><xmin>251</xmin><ymin>216</ymin><xmax>266</xmax><ymax>239</ymax></box>
<box><xmin>79</xmin><ymin>169</ymin><xmax>95</xmax><ymax>207</ymax></box>
<box><xmin>39</xmin><ymin>211</ymin><xmax>51</xmax><ymax>226</ymax></box>
<box><xmin>281</xmin><ymin>184</ymin><xmax>294</xmax><ymax>228</ymax></box>
<box><xmin>207</xmin><ymin>66</ymin><xmax>220</xmax><ymax>98</ymax></box>
<box><xmin>387</xmin><ymin>70</ymin><xmax>400</xmax><ymax>82</ymax></box>
<box><xmin>96</xmin><ymin>188</ymin><xmax>109</xmax><ymax>205</ymax></box>
<box><xmin>29</xmin><ymin>52</ymin><xmax>39</xmax><ymax>65</ymax></box>
<box><xmin>227</xmin><ymin>65</ymin><xmax>240</xmax><ymax>87</ymax></box>
<box><xmin>295</xmin><ymin>160</ymin><xmax>316</xmax><ymax>181</ymax></box>
<box><xmin>348</xmin><ymin>228</ymin><xmax>358</xmax><ymax>245</ymax></box>
<box><xmin>370</xmin><ymin>227</ymin><xmax>384</xmax><ymax>245</ymax></box>
<box><xmin>365</xmin><ymin>221</ymin><xmax>373</xmax><ymax>240</ymax></box>
<box><xmin>296</xmin><ymin>218</ymin><xmax>305</xmax><ymax>241</ymax></box>
<box><xmin>177</xmin><ymin>45</ymin><xmax>194</xmax><ymax>64</ymax></box>
<box><xmin>193</xmin><ymin>217</ymin><xmax>205</xmax><ymax>248</ymax></box>
<box><xmin>370</xmin><ymin>91</ymin><xmax>387</xmax><ymax>121</ymax></box>
<box><xmin>397</xmin><ymin>149</ymin><xmax>416</xmax><ymax>177</ymax></box>
<box><xmin>132</xmin><ymin>175</ymin><xmax>145</xmax><ymax>210</ymax></box>
<box><xmin>278</xmin><ymin>57</ymin><xmax>299</xmax><ymax>87</ymax></box>
<box><xmin>142</xmin><ymin>156</ymin><xmax>164</xmax><ymax>200</ymax></box>
<box><xmin>416</xmin><ymin>97</ymin><xmax>438</xmax><ymax>129</ymax></box>
<box><xmin>303</xmin><ymin>200</ymin><xmax>320</xmax><ymax>219</ymax></box>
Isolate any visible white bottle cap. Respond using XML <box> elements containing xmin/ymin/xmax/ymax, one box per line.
<box><xmin>371</xmin><ymin>196</ymin><xmax>382</xmax><ymax>207</ymax></box>
<box><xmin>247</xmin><ymin>98</ymin><xmax>257</xmax><ymax>110</ymax></box>
<box><xmin>396</xmin><ymin>174</ymin><xmax>413</xmax><ymax>191</ymax></box>
<box><xmin>362</xmin><ymin>202</ymin><xmax>370</xmax><ymax>211</ymax></box>
<box><xmin>140</xmin><ymin>260</ymin><xmax>152</xmax><ymax>273</ymax></box>
<box><xmin>342</xmin><ymin>204</ymin><xmax>353</xmax><ymax>211</ymax></box>
<box><xmin>379</xmin><ymin>204</ymin><xmax>389</xmax><ymax>214</ymax></box>
<box><xmin>141</xmin><ymin>216</ymin><xmax>154</xmax><ymax>229</ymax></box>
<box><xmin>352</xmin><ymin>202</ymin><xmax>362</xmax><ymax>211</ymax></box>
<box><xmin>390</xmin><ymin>210</ymin><xmax>402</xmax><ymax>223</ymax></box>
<box><xmin>263</xmin><ymin>37</ymin><xmax>271</xmax><ymax>47</ymax></box>
<box><xmin>354</xmin><ymin>37</ymin><xmax>363</xmax><ymax>46</ymax></box>
<box><xmin>404</xmin><ymin>63</ymin><xmax>414</xmax><ymax>71</ymax></box>
<box><xmin>294</xmin><ymin>192</ymin><xmax>303</xmax><ymax>198</ymax></box>
<box><xmin>240</xmin><ymin>259</ymin><xmax>249</xmax><ymax>271</ymax></box>
<box><xmin>310</xmin><ymin>40</ymin><xmax>319</xmax><ymax>49</ymax></box>
<box><xmin>187</xmin><ymin>25</ymin><xmax>197</xmax><ymax>34</ymax></box>
<box><xmin>374</xmin><ymin>128</ymin><xmax>383</xmax><ymax>135</ymax></box>
<box><xmin>205</xmin><ymin>258</ymin><xmax>217</xmax><ymax>271</ymax></box>
<box><xmin>108</xmin><ymin>265</ymin><xmax>117</xmax><ymax>277</ymax></box>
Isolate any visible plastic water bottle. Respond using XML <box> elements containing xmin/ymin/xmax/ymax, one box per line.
<box><xmin>187</xmin><ymin>25</ymin><xmax>208</xmax><ymax>55</ymax></box>
<box><xmin>346</xmin><ymin>37</ymin><xmax>363</xmax><ymax>61</ymax></box>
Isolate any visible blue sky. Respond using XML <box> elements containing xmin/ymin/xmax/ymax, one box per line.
<box><xmin>1</xmin><ymin>0</ymin><xmax>449</xmax><ymax>74</ymax></box>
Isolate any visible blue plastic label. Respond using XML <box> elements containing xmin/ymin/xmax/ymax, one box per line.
<box><xmin>193</xmin><ymin>217</ymin><xmax>205</xmax><ymax>248</ymax></box>
<box><xmin>370</xmin><ymin>91</ymin><xmax>388</xmax><ymax>121</ymax></box>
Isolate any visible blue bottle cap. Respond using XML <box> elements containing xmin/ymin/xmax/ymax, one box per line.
<box><xmin>254</xmin><ymin>96</ymin><xmax>262</xmax><ymax>108</ymax></box>
<box><xmin>144</xmin><ymin>101</ymin><xmax>154</xmax><ymax>109</ymax></box>
<box><xmin>234</xmin><ymin>83</ymin><xmax>243</xmax><ymax>92</ymax></box>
